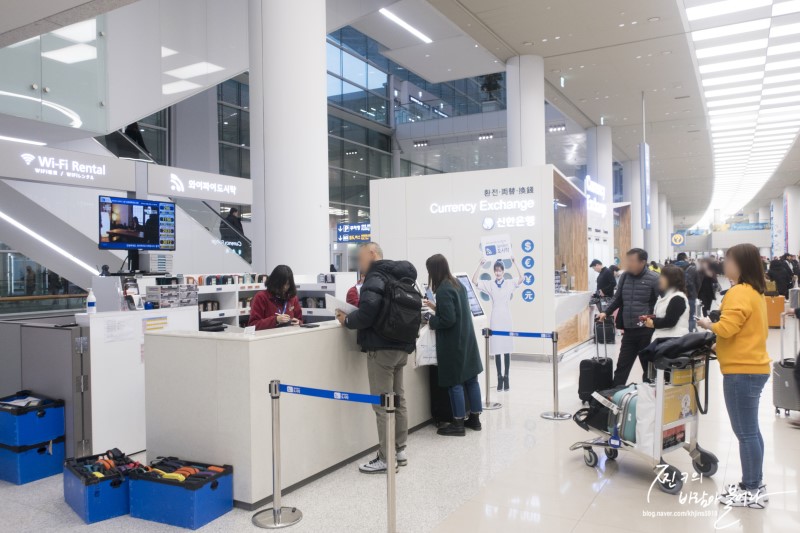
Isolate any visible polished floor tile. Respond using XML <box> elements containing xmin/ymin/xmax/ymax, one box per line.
<box><xmin>1</xmin><ymin>329</ymin><xmax>798</xmax><ymax>532</ymax></box>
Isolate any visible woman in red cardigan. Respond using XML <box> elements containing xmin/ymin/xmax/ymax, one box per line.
<box><xmin>248</xmin><ymin>265</ymin><xmax>303</xmax><ymax>330</ymax></box>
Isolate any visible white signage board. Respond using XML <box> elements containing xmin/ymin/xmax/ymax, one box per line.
<box><xmin>480</xmin><ymin>234</ymin><xmax>513</xmax><ymax>260</ymax></box>
<box><xmin>148</xmin><ymin>165</ymin><xmax>253</xmax><ymax>205</ymax></box>
<box><xmin>0</xmin><ymin>140</ymin><xmax>135</xmax><ymax>191</ymax></box>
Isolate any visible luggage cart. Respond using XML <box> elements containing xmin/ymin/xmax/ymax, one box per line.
<box><xmin>570</xmin><ymin>332</ymin><xmax>719</xmax><ymax>494</ymax></box>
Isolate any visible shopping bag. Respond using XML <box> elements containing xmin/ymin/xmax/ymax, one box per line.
<box><xmin>635</xmin><ymin>383</ymin><xmax>657</xmax><ymax>459</ymax></box>
<box><xmin>415</xmin><ymin>325</ymin><xmax>437</xmax><ymax>368</ymax></box>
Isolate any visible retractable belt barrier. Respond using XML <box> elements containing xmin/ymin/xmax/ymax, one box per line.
<box><xmin>482</xmin><ymin>329</ymin><xmax>571</xmax><ymax>421</ymax></box>
<box><xmin>252</xmin><ymin>380</ymin><xmax>398</xmax><ymax>533</ymax></box>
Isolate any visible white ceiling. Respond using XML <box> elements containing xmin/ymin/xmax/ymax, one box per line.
<box><xmin>0</xmin><ymin>0</ymin><xmax>136</xmax><ymax>48</ymax></box>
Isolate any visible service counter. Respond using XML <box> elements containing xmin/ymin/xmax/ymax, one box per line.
<box><xmin>554</xmin><ymin>291</ymin><xmax>592</xmax><ymax>352</ymax></box>
<box><xmin>143</xmin><ymin>322</ymin><xmax>431</xmax><ymax>508</ymax></box>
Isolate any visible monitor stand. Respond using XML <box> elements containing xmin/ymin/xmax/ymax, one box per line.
<box><xmin>127</xmin><ymin>250</ymin><xmax>140</xmax><ymax>272</ymax></box>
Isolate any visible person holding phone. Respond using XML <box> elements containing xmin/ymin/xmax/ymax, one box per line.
<box><xmin>472</xmin><ymin>257</ymin><xmax>523</xmax><ymax>391</ymax></box>
<box><xmin>698</xmin><ymin>244</ymin><xmax>770</xmax><ymax>508</ymax></box>
<box><xmin>643</xmin><ymin>265</ymin><xmax>690</xmax><ymax>341</ymax></box>
<box><xmin>248</xmin><ymin>265</ymin><xmax>303</xmax><ymax>330</ymax></box>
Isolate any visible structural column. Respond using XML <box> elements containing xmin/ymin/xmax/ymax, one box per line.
<box><xmin>622</xmin><ymin>160</ymin><xmax>644</xmax><ymax>249</ymax></box>
<box><xmin>248</xmin><ymin>0</ymin><xmax>330</xmax><ymax>273</ymax></box>
<box><xmin>784</xmin><ymin>186</ymin><xmax>800</xmax><ymax>256</ymax></box>
<box><xmin>506</xmin><ymin>55</ymin><xmax>545</xmax><ymax>167</ymax></box>
<box><xmin>771</xmin><ymin>198</ymin><xmax>785</xmax><ymax>258</ymax></box>
<box><xmin>644</xmin><ymin>180</ymin><xmax>660</xmax><ymax>262</ymax></box>
<box><xmin>657</xmin><ymin>194</ymin><xmax>668</xmax><ymax>262</ymax></box>
<box><xmin>586</xmin><ymin>126</ymin><xmax>614</xmax><ymax>264</ymax></box>
<box><xmin>758</xmin><ymin>206</ymin><xmax>770</xmax><ymax>224</ymax></box>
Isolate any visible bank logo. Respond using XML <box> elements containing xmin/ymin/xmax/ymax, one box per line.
<box><xmin>169</xmin><ymin>173</ymin><xmax>185</xmax><ymax>192</ymax></box>
<box><xmin>20</xmin><ymin>153</ymin><xmax>35</xmax><ymax>166</ymax></box>
<box><xmin>482</xmin><ymin>217</ymin><xmax>495</xmax><ymax>230</ymax></box>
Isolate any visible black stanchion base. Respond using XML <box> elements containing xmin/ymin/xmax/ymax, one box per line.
<box><xmin>252</xmin><ymin>507</ymin><xmax>303</xmax><ymax>529</ymax></box>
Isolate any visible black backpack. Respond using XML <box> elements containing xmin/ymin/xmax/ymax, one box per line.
<box><xmin>374</xmin><ymin>274</ymin><xmax>422</xmax><ymax>344</ymax></box>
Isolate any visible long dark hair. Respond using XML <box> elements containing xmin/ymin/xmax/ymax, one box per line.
<box><xmin>726</xmin><ymin>244</ymin><xmax>766</xmax><ymax>294</ymax></box>
<box><xmin>660</xmin><ymin>265</ymin><xmax>686</xmax><ymax>295</ymax></box>
<box><xmin>426</xmin><ymin>254</ymin><xmax>458</xmax><ymax>292</ymax></box>
<box><xmin>266</xmin><ymin>265</ymin><xmax>297</xmax><ymax>299</ymax></box>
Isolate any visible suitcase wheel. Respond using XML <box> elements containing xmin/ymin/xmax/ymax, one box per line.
<box><xmin>604</xmin><ymin>448</ymin><xmax>618</xmax><ymax>460</ymax></box>
<box><xmin>583</xmin><ymin>447</ymin><xmax>598</xmax><ymax>468</ymax></box>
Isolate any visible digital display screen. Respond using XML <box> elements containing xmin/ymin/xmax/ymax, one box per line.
<box><xmin>99</xmin><ymin>196</ymin><xmax>176</xmax><ymax>251</ymax></box>
<box><xmin>456</xmin><ymin>274</ymin><xmax>485</xmax><ymax>317</ymax></box>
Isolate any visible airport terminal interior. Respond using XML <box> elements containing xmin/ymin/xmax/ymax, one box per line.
<box><xmin>0</xmin><ymin>0</ymin><xmax>799</xmax><ymax>532</ymax></box>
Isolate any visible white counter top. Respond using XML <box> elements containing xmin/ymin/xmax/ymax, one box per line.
<box><xmin>554</xmin><ymin>291</ymin><xmax>592</xmax><ymax>325</ymax></box>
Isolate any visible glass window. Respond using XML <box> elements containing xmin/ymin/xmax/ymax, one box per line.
<box><xmin>219</xmin><ymin>144</ymin><xmax>241</xmax><ymax>177</ymax></box>
<box><xmin>368</xmin><ymin>129</ymin><xmax>390</xmax><ymax>152</ymax></box>
<box><xmin>341</xmin><ymin>140</ymin><xmax>368</xmax><ymax>175</ymax></box>
<box><xmin>326</xmin><ymin>42</ymin><xmax>341</xmax><ymax>75</ymax></box>
<box><xmin>240</xmin><ymin>110</ymin><xmax>250</xmax><ymax>147</ymax></box>
<box><xmin>328</xmin><ymin>136</ymin><xmax>343</xmax><ymax>169</ymax></box>
<box><xmin>241</xmin><ymin>148</ymin><xmax>250</xmax><ymax>180</ymax></box>
<box><xmin>327</xmin><ymin>75</ymin><xmax>343</xmax><ymax>106</ymax></box>
<box><xmin>367</xmin><ymin>63</ymin><xmax>387</xmax><ymax>93</ymax></box>
<box><xmin>368</xmin><ymin>148</ymin><xmax>391</xmax><ymax>178</ymax></box>
<box><xmin>341</xmin><ymin>120</ymin><xmax>367</xmax><ymax>144</ymax></box>
<box><xmin>220</xmin><ymin>80</ymin><xmax>239</xmax><ymax>106</ymax></box>
<box><xmin>219</xmin><ymin>105</ymin><xmax>240</xmax><ymax>145</ymax></box>
<box><xmin>342</xmin><ymin>52</ymin><xmax>367</xmax><ymax>87</ymax></box>
<box><xmin>140</xmin><ymin>125</ymin><xmax>167</xmax><ymax>165</ymax></box>
<box><xmin>340</xmin><ymin>81</ymin><xmax>366</xmax><ymax>116</ymax></box>
<box><xmin>328</xmin><ymin>115</ymin><xmax>343</xmax><ymax>136</ymax></box>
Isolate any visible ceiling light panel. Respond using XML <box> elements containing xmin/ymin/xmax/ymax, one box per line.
<box><xmin>163</xmin><ymin>62</ymin><xmax>224</xmax><ymax>79</ymax></box>
<box><xmin>378</xmin><ymin>8</ymin><xmax>433</xmax><ymax>44</ymax></box>
<box><xmin>684</xmin><ymin>0</ymin><xmax>800</xmax><ymax>220</ymax></box>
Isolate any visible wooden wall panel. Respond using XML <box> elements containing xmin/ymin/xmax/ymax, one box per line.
<box><xmin>553</xmin><ymin>173</ymin><xmax>588</xmax><ymax>291</ymax></box>
<box><xmin>614</xmin><ymin>205</ymin><xmax>631</xmax><ymax>261</ymax></box>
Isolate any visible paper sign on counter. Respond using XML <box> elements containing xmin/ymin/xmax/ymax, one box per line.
<box><xmin>326</xmin><ymin>294</ymin><xmax>357</xmax><ymax>315</ymax></box>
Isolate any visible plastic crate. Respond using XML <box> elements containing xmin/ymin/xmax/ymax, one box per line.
<box><xmin>0</xmin><ymin>390</ymin><xmax>65</xmax><ymax>447</ymax></box>
<box><xmin>129</xmin><ymin>459</ymin><xmax>233</xmax><ymax>530</ymax></box>
<box><xmin>63</xmin><ymin>453</ymin><xmax>132</xmax><ymax>524</ymax></box>
<box><xmin>0</xmin><ymin>436</ymin><xmax>65</xmax><ymax>484</ymax></box>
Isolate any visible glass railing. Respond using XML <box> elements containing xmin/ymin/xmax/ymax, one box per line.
<box><xmin>96</xmin><ymin>130</ymin><xmax>253</xmax><ymax>263</ymax></box>
<box><xmin>394</xmin><ymin>99</ymin><xmax>505</xmax><ymax>125</ymax></box>
<box><xmin>0</xmin><ymin>17</ymin><xmax>107</xmax><ymax>133</ymax></box>
<box><xmin>0</xmin><ymin>294</ymin><xmax>87</xmax><ymax>315</ymax></box>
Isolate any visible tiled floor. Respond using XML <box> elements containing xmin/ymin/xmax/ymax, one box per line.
<box><xmin>1</xmin><ymin>329</ymin><xmax>798</xmax><ymax>532</ymax></box>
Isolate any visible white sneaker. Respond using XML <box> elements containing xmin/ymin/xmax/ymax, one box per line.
<box><xmin>358</xmin><ymin>454</ymin><xmax>398</xmax><ymax>474</ymax></box>
<box><xmin>397</xmin><ymin>450</ymin><xmax>408</xmax><ymax>467</ymax></box>
<box><xmin>718</xmin><ymin>484</ymin><xmax>768</xmax><ymax>509</ymax></box>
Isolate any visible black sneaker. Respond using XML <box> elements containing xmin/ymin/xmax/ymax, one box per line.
<box><xmin>497</xmin><ymin>379</ymin><xmax>504</xmax><ymax>391</ymax></box>
<box><xmin>437</xmin><ymin>419</ymin><xmax>466</xmax><ymax>436</ymax></box>
<box><xmin>464</xmin><ymin>413</ymin><xmax>482</xmax><ymax>431</ymax></box>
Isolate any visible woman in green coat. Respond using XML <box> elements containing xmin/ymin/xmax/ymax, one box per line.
<box><xmin>424</xmin><ymin>254</ymin><xmax>484</xmax><ymax>437</ymax></box>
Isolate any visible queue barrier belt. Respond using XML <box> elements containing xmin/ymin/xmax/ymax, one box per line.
<box><xmin>486</xmin><ymin>329</ymin><xmax>554</xmax><ymax>339</ymax></box>
<box><xmin>278</xmin><ymin>384</ymin><xmax>381</xmax><ymax>405</ymax></box>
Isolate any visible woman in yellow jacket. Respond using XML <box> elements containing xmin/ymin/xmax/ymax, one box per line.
<box><xmin>698</xmin><ymin>243</ymin><xmax>770</xmax><ymax>509</ymax></box>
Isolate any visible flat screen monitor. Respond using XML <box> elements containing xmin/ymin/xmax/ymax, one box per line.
<box><xmin>98</xmin><ymin>196</ymin><xmax>176</xmax><ymax>251</ymax></box>
<box><xmin>456</xmin><ymin>274</ymin><xmax>485</xmax><ymax>317</ymax></box>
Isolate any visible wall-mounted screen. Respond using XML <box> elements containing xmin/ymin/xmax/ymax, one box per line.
<box><xmin>456</xmin><ymin>274</ymin><xmax>485</xmax><ymax>317</ymax></box>
<box><xmin>99</xmin><ymin>196</ymin><xmax>176</xmax><ymax>251</ymax></box>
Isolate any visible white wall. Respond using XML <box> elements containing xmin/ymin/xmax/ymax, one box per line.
<box><xmin>711</xmin><ymin>230</ymin><xmax>771</xmax><ymax>250</ymax></box>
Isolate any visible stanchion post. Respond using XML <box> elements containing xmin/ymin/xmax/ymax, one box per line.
<box><xmin>540</xmin><ymin>332</ymin><xmax>571</xmax><ymax>421</ymax></box>
<box><xmin>253</xmin><ymin>380</ymin><xmax>303</xmax><ymax>529</ymax></box>
<box><xmin>383</xmin><ymin>393</ymin><xmax>397</xmax><ymax>533</ymax></box>
<box><xmin>482</xmin><ymin>328</ymin><xmax>501</xmax><ymax>410</ymax></box>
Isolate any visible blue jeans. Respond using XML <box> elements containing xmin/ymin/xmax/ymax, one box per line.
<box><xmin>688</xmin><ymin>299</ymin><xmax>697</xmax><ymax>332</ymax></box>
<box><xmin>723</xmin><ymin>374</ymin><xmax>769</xmax><ymax>490</ymax></box>
<box><xmin>448</xmin><ymin>375</ymin><xmax>483</xmax><ymax>419</ymax></box>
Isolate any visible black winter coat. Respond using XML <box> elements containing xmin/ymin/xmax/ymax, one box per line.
<box><xmin>603</xmin><ymin>268</ymin><xmax>659</xmax><ymax>330</ymax></box>
<box><xmin>768</xmin><ymin>260</ymin><xmax>793</xmax><ymax>297</ymax></box>
<box><xmin>344</xmin><ymin>259</ymin><xmax>418</xmax><ymax>353</ymax></box>
<box><xmin>428</xmin><ymin>281</ymin><xmax>483</xmax><ymax>387</ymax></box>
<box><xmin>595</xmin><ymin>267</ymin><xmax>617</xmax><ymax>297</ymax></box>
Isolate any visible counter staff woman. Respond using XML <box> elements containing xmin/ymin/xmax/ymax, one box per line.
<box><xmin>248</xmin><ymin>265</ymin><xmax>303</xmax><ymax>330</ymax></box>
<box><xmin>698</xmin><ymin>243</ymin><xmax>770</xmax><ymax>509</ymax></box>
<box><xmin>472</xmin><ymin>257</ymin><xmax>523</xmax><ymax>391</ymax></box>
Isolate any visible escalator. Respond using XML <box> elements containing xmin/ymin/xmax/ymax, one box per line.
<box><xmin>97</xmin><ymin>129</ymin><xmax>253</xmax><ymax>263</ymax></box>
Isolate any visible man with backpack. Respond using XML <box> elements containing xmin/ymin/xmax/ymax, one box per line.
<box><xmin>674</xmin><ymin>252</ymin><xmax>698</xmax><ymax>332</ymax></box>
<box><xmin>335</xmin><ymin>242</ymin><xmax>421</xmax><ymax>474</ymax></box>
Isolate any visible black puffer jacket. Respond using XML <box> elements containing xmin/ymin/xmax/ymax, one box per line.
<box><xmin>344</xmin><ymin>259</ymin><xmax>418</xmax><ymax>353</ymax></box>
<box><xmin>603</xmin><ymin>268</ymin><xmax>659</xmax><ymax>330</ymax></box>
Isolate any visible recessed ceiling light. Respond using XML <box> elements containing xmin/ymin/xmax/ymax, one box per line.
<box><xmin>648</xmin><ymin>17</ymin><xmax>660</xmax><ymax>22</ymax></box>
<box><xmin>686</xmin><ymin>0</ymin><xmax>771</xmax><ymax>22</ymax></box>
<box><xmin>162</xmin><ymin>80</ymin><xmax>202</xmax><ymax>95</ymax></box>
<box><xmin>51</xmin><ymin>19</ymin><xmax>96</xmax><ymax>43</ymax></box>
<box><xmin>555</xmin><ymin>36</ymin><xmax>561</xmax><ymax>39</ymax></box>
<box><xmin>619</xmin><ymin>23</ymin><xmax>625</xmax><ymax>27</ymax></box>
<box><xmin>662</xmin><ymin>50</ymin><xmax>672</xmax><ymax>55</ymax></box>
<box><xmin>379</xmin><ymin>8</ymin><xmax>432</xmax><ymax>44</ymax></box>
<box><xmin>631</xmin><ymin>21</ymin><xmax>638</xmax><ymax>25</ymax></box>
<box><xmin>523</xmin><ymin>41</ymin><xmax>533</xmax><ymax>46</ymax></box>
<box><xmin>161</xmin><ymin>46</ymin><xmax>178</xmax><ymax>58</ymax></box>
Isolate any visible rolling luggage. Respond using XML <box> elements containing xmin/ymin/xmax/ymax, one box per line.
<box><xmin>775</xmin><ymin>314</ymin><xmax>800</xmax><ymax>415</ymax></box>
<box><xmin>610</xmin><ymin>385</ymin><xmax>638</xmax><ymax>442</ymax></box>
<box><xmin>595</xmin><ymin>317</ymin><xmax>616</xmax><ymax>345</ymax></box>
<box><xmin>766</xmin><ymin>295</ymin><xmax>785</xmax><ymax>328</ymax></box>
<box><xmin>578</xmin><ymin>323</ymin><xmax>614</xmax><ymax>402</ymax></box>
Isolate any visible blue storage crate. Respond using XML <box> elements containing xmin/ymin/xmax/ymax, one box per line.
<box><xmin>0</xmin><ymin>391</ymin><xmax>65</xmax><ymax>447</ymax></box>
<box><xmin>0</xmin><ymin>436</ymin><xmax>65</xmax><ymax>484</ymax></box>
<box><xmin>64</xmin><ymin>455</ymin><xmax>130</xmax><ymax>524</ymax></box>
<box><xmin>130</xmin><ymin>461</ymin><xmax>233</xmax><ymax>530</ymax></box>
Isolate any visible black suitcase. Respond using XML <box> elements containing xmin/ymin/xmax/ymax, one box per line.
<box><xmin>775</xmin><ymin>314</ymin><xmax>800</xmax><ymax>415</ymax></box>
<box><xmin>594</xmin><ymin>316</ymin><xmax>616</xmax><ymax>344</ymax></box>
<box><xmin>579</xmin><ymin>322</ymin><xmax>614</xmax><ymax>402</ymax></box>
<box><xmin>428</xmin><ymin>365</ymin><xmax>469</xmax><ymax>427</ymax></box>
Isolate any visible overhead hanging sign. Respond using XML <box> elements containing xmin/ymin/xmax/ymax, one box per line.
<box><xmin>336</xmin><ymin>222</ymin><xmax>371</xmax><ymax>243</ymax></box>
<box><xmin>639</xmin><ymin>143</ymin><xmax>651</xmax><ymax>230</ymax></box>
<box><xmin>0</xmin><ymin>140</ymin><xmax>135</xmax><ymax>191</ymax></box>
<box><xmin>148</xmin><ymin>165</ymin><xmax>253</xmax><ymax>204</ymax></box>
<box><xmin>671</xmin><ymin>233</ymin><xmax>685</xmax><ymax>247</ymax></box>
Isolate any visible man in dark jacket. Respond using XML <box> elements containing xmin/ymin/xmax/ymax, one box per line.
<box><xmin>674</xmin><ymin>252</ymin><xmax>698</xmax><ymax>332</ymax></box>
<box><xmin>336</xmin><ymin>242</ymin><xmax>416</xmax><ymax>474</ymax></box>
<box><xmin>597</xmin><ymin>248</ymin><xmax>660</xmax><ymax>385</ymax></box>
<box><xmin>591</xmin><ymin>259</ymin><xmax>616</xmax><ymax>297</ymax></box>
<box><xmin>769</xmin><ymin>258</ymin><xmax>793</xmax><ymax>297</ymax></box>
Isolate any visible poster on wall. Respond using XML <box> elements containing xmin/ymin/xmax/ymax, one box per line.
<box><xmin>480</xmin><ymin>234</ymin><xmax>513</xmax><ymax>260</ymax></box>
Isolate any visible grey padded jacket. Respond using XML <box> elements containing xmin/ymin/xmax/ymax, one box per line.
<box><xmin>603</xmin><ymin>268</ymin><xmax>660</xmax><ymax>330</ymax></box>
